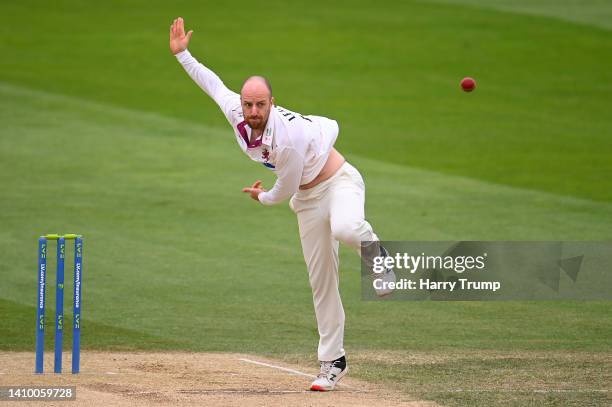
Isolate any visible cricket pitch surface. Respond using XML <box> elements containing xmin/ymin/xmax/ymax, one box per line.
<box><xmin>0</xmin><ymin>352</ymin><xmax>437</xmax><ymax>406</ymax></box>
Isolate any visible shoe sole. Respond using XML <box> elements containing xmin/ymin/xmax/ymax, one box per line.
<box><xmin>309</xmin><ymin>367</ymin><xmax>348</xmax><ymax>392</ymax></box>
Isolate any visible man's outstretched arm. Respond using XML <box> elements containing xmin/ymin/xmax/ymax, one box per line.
<box><xmin>170</xmin><ymin>17</ymin><xmax>239</xmax><ymax>120</ymax></box>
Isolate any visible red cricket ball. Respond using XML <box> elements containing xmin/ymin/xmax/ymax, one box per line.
<box><xmin>461</xmin><ymin>77</ymin><xmax>476</xmax><ymax>92</ymax></box>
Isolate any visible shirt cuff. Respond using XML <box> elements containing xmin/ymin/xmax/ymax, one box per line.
<box><xmin>257</xmin><ymin>191</ymin><xmax>275</xmax><ymax>206</ymax></box>
<box><xmin>174</xmin><ymin>49</ymin><xmax>192</xmax><ymax>63</ymax></box>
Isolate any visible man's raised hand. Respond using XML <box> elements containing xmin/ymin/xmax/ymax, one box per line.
<box><xmin>169</xmin><ymin>17</ymin><xmax>193</xmax><ymax>55</ymax></box>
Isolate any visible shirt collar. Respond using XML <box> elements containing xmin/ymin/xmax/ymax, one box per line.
<box><xmin>237</xmin><ymin>108</ymin><xmax>275</xmax><ymax>149</ymax></box>
<box><xmin>261</xmin><ymin>107</ymin><xmax>276</xmax><ymax>147</ymax></box>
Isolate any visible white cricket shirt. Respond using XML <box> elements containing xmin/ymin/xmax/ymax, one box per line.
<box><xmin>175</xmin><ymin>49</ymin><xmax>339</xmax><ymax>205</ymax></box>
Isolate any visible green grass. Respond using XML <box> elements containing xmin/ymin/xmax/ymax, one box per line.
<box><xmin>1</xmin><ymin>1</ymin><xmax>611</xmax><ymax>406</ymax></box>
<box><xmin>1</xmin><ymin>82</ymin><xmax>611</xmax><ymax>406</ymax></box>
<box><xmin>1</xmin><ymin>0</ymin><xmax>611</xmax><ymax>201</ymax></box>
<box><xmin>425</xmin><ymin>0</ymin><xmax>612</xmax><ymax>30</ymax></box>
<box><xmin>1</xmin><ymin>299</ymin><xmax>182</xmax><ymax>352</ymax></box>
<box><xmin>389</xmin><ymin>355</ymin><xmax>611</xmax><ymax>407</ymax></box>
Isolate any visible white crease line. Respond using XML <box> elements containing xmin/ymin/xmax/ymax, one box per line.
<box><xmin>125</xmin><ymin>391</ymin><xmax>160</xmax><ymax>396</ymax></box>
<box><xmin>238</xmin><ymin>358</ymin><xmax>355</xmax><ymax>389</ymax></box>
<box><xmin>239</xmin><ymin>358</ymin><xmax>316</xmax><ymax>379</ymax></box>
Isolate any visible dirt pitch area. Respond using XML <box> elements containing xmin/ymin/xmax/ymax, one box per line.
<box><xmin>0</xmin><ymin>352</ymin><xmax>438</xmax><ymax>406</ymax></box>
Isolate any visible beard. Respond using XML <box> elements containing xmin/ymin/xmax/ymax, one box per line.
<box><xmin>247</xmin><ymin>116</ymin><xmax>265</xmax><ymax>130</ymax></box>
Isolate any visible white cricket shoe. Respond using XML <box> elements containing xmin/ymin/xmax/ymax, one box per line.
<box><xmin>373</xmin><ymin>246</ymin><xmax>396</xmax><ymax>297</ymax></box>
<box><xmin>310</xmin><ymin>356</ymin><xmax>348</xmax><ymax>391</ymax></box>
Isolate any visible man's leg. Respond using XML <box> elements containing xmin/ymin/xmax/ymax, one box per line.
<box><xmin>328</xmin><ymin>163</ymin><xmax>395</xmax><ymax>296</ymax></box>
<box><xmin>329</xmin><ymin>162</ymin><xmax>379</xmax><ymax>254</ymax></box>
<box><xmin>290</xmin><ymin>194</ymin><xmax>345</xmax><ymax>363</ymax></box>
<box><xmin>292</xmin><ymin>195</ymin><xmax>350</xmax><ymax>391</ymax></box>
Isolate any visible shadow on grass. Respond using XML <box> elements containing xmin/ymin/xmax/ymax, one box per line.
<box><xmin>0</xmin><ymin>298</ymin><xmax>186</xmax><ymax>352</ymax></box>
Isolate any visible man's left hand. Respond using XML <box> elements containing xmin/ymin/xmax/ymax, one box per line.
<box><xmin>242</xmin><ymin>180</ymin><xmax>266</xmax><ymax>201</ymax></box>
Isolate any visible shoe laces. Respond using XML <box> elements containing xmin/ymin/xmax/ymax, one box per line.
<box><xmin>317</xmin><ymin>359</ymin><xmax>344</xmax><ymax>378</ymax></box>
<box><xmin>317</xmin><ymin>361</ymin><xmax>333</xmax><ymax>378</ymax></box>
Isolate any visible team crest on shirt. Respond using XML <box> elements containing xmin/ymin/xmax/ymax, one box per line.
<box><xmin>262</xmin><ymin>149</ymin><xmax>270</xmax><ymax>161</ymax></box>
<box><xmin>262</xmin><ymin>148</ymin><xmax>275</xmax><ymax>169</ymax></box>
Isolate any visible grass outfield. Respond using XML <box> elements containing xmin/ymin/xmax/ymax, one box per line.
<box><xmin>1</xmin><ymin>1</ymin><xmax>611</xmax><ymax>406</ymax></box>
<box><xmin>426</xmin><ymin>0</ymin><xmax>612</xmax><ymax>30</ymax></box>
<box><xmin>1</xmin><ymin>0</ymin><xmax>611</xmax><ymax>202</ymax></box>
<box><xmin>1</xmin><ymin>83</ymin><xmax>611</xmax><ymax>406</ymax></box>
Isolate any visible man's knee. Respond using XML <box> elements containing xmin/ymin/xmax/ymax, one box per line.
<box><xmin>331</xmin><ymin>220</ymin><xmax>363</xmax><ymax>246</ymax></box>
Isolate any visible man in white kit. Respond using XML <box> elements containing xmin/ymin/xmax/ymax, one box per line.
<box><xmin>170</xmin><ymin>17</ymin><xmax>395</xmax><ymax>391</ymax></box>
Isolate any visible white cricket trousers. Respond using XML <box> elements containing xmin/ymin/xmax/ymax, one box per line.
<box><xmin>289</xmin><ymin>162</ymin><xmax>379</xmax><ymax>362</ymax></box>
